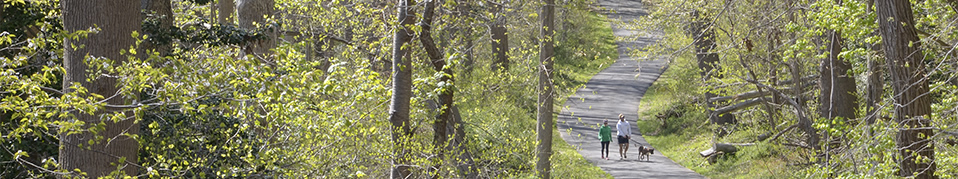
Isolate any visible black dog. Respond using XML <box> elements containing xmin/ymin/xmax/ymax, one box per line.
<box><xmin>637</xmin><ymin>145</ymin><xmax>654</xmax><ymax>161</ymax></box>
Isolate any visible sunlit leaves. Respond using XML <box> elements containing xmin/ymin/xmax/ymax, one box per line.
<box><xmin>0</xmin><ymin>0</ymin><xmax>623</xmax><ymax>177</ymax></box>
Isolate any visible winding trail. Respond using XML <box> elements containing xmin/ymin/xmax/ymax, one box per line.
<box><xmin>556</xmin><ymin>0</ymin><xmax>705</xmax><ymax>178</ymax></box>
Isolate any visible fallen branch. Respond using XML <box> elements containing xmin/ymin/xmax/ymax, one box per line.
<box><xmin>709</xmin><ymin>81</ymin><xmax>817</xmax><ymax>103</ymax></box>
<box><xmin>775</xmin><ymin>75</ymin><xmax>818</xmax><ymax>86</ymax></box>
<box><xmin>713</xmin><ymin>97</ymin><xmax>770</xmax><ymax>114</ymax></box>
<box><xmin>768</xmin><ymin>124</ymin><xmax>799</xmax><ymax>142</ymax></box>
<box><xmin>782</xmin><ymin>142</ymin><xmax>813</xmax><ymax>149</ymax></box>
<box><xmin>709</xmin><ymin>90</ymin><xmax>771</xmax><ymax>103</ymax></box>
<box><xmin>787</xmin><ymin>162</ymin><xmax>818</xmax><ymax>167</ymax></box>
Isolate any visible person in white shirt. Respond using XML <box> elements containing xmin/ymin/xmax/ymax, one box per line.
<box><xmin>616</xmin><ymin>114</ymin><xmax>631</xmax><ymax>159</ymax></box>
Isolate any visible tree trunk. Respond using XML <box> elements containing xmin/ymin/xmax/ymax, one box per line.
<box><xmin>820</xmin><ymin>17</ymin><xmax>858</xmax><ymax>167</ymax></box>
<box><xmin>456</xmin><ymin>0</ymin><xmax>475</xmax><ymax>74</ymax></box>
<box><xmin>389</xmin><ymin>0</ymin><xmax>416</xmax><ymax>178</ymax></box>
<box><xmin>463</xmin><ymin>35</ymin><xmax>475</xmax><ymax>73</ymax></box>
<box><xmin>142</xmin><ymin>0</ymin><xmax>174</xmax><ymax>57</ymax></box>
<box><xmin>819</xmin><ymin>29</ymin><xmax>858</xmax><ymax>123</ymax></box>
<box><xmin>60</xmin><ymin>0</ymin><xmax>140</xmax><ymax>177</ymax></box>
<box><xmin>865</xmin><ymin>4</ymin><xmax>883</xmax><ymax>126</ymax></box>
<box><xmin>690</xmin><ymin>10</ymin><xmax>735</xmax><ymax>125</ymax></box>
<box><xmin>419</xmin><ymin>0</ymin><xmax>455</xmax><ymax>177</ymax></box>
<box><xmin>450</xmin><ymin>0</ymin><xmax>478</xmax><ymax>177</ymax></box>
<box><xmin>791</xmin><ymin>60</ymin><xmax>819</xmax><ymax>150</ymax></box>
<box><xmin>237</xmin><ymin>0</ymin><xmax>275</xmax><ymax>59</ymax></box>
<box><xmin>490</xmin><ymin>2</ymin><xmax>509</xmax><ymax>72</ymax></box>
<box><xmin>876</xmin><ymin>0</ymin><xmax>936</xmax><ymax>177</ymax></box>
<box><xmin>865</xmin><ymin>56</ymin><xmax>883</xmax><ymax>125</ymax></box>
<box><xmin>536</xmin><ymin>0</ymin><xmax>555</xmax><ymax>177</ymax></box>
<box><xmin>219</xmin><ymin>0</ymin><xmax>235</xmax><ymax>24</ymax></box>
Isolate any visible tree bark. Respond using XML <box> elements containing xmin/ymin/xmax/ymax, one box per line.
<box><xmin>455</xmin><ymin>0</ymin><xmax>475</xmax><ymax>73</ymax></box>
<box><xmin>536</xmin><ymin>0</ymin><xmax>555</xmax><ymax>177</ymax></box>
<box><xmin>219</xmin><ymin>0</ymin><xmax>235</xmax><ymax>24</ymax></box>
<box><xmin>876</xmin><ymin>0</ymin><xmax>936</xmax><ymax>177</ymax></box>
<box><xmin>237</xmin><ymin>0</ymin><xmax>275</xmax><ymax>59</ymax></box>
<box><xmin>690</xmin><ymin>10</ymin><xmax>735</xmax><ymax>125</ymax></box>
<box><xmin>419</xmin><ymin>0</ymin><xmax>455</xmax><ymax>177</ymax></box>
<box><xmin>389</xmin><ymin>0</ymin><xmax>416</xmax><ymax>178</ymax></box>
<box><xmin>60</xmin><ymin>0</ymin><xmax>141</xmax><ymax>177</ymax></box>
<box><xmin>790</xmin><ymin>60</ymin><xmax>819</xmax><ymax>150</ymax></box>
<box><xmin>490</xmin><ymin>1</ymin><xmax>509</xmax><ymax>72</ymax></box>
<box><xmin>820</xmin><ymin>8</ymin><xmax>858</xmax><ymax>166</ymax></box>
<box><xmin>864</xmin><ymin>0</ymin><xmax>883</xmax><ymax>126</ymax></box>
<box><xmin>819</xmin><ymin>29</ymin><xmax>858</xmax><ymax>122</ymax></box>
<box><xmin>866</xmin><ymin>56</ymin><xmax>883</xmax><ymax>125</ymax></box>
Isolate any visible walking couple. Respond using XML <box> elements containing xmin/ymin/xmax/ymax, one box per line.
<box><xmin>598</xmin><ymin>114</ymin><xmax>631</xmax><ymax>160</ymax></box>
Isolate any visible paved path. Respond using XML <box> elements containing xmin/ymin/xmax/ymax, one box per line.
<box><xmin>555</xmin><ymin>0</ymin><xmax>705</xmax><ymax>178</ymax></box>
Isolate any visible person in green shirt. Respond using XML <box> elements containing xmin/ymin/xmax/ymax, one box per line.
<box><xmin>599</xmin><ymin>119</ymin><xmax>612</xmax><ymax>160</ymax></box>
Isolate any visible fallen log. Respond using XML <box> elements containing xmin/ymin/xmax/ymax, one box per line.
<box><xmin>713</xmin><ymin>97</ymin><xmax>771</xmax><ymax>115</ymax></box>
<box><xmin>768</xmin><ymin>124</ymin><xmax>798</xmax><ymax>142</ymax></box>
<box><xmin>709</xmin><ymin>81</ymin><xmax>817</xmax><ymax>103</ymax></box>
<box><xmin>699</xmin><ymin>148</ymin><xmax>716</xmax><ymax>157</ymax></box>
<box><xmin>711</xmin><ymin>75</ymin><xmax>818</xmax><ymax>89</ymax></box>
<box><xmin>699</xmin><ymin>143</ymin><xmax>756</xmax><ymax>157</ymax></box>
<box><xmin>708</xmin><ymin>90</ymin><xmax>771</xmax><ymax>103</ymax></box>
<box><xmin>776</xmin><ymin>75</ymin><xmax>819</xmax><ymax>86</ymax></box>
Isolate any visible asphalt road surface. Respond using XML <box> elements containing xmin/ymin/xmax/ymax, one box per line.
<box><xmin>555</xmin><ymin>0</ymin><xmax>706</xmax><ymax>178</ymax></box>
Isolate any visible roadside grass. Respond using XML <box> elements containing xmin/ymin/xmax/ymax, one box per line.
<box><xmin>634</xmin><ymin>57</ymin><xmax>796</xmax><ymax>178</ymax></box>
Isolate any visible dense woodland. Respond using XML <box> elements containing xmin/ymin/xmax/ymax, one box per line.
<box><xmin>634</xmin><ymin>0</ymin><xmax>958</xmax><ymax>178</ymax></box>
<box><xmin>2</xmin><ymin>0</ymin><xmax>614</xmax><ymax>178</ymax></box>
<box><xmin>2</xmin><ymin>0</ymin><xmax>958</xmax><ymax>178</ymax></box>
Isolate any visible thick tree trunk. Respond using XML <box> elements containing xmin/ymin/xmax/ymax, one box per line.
<box><xmin>491</xmin><ymin>2</ymin><xmax>509</xmax><ymax>72</ymax></box>
<box><xmin>237</xmin><ymin>0</ymin><xmax>275</xmax><ymax>59</ymax></box>
<box><xmin>819</xmin><ymin>30</ymin><xmax>858</xmax><ymax>122</ymax></box>
<box><xmin>820</xmin><ymin>20</ymin><xmax>858</xmax><ymax>168</ymax></box>
<box><xmin>690</xmin><ymin>11</ymin><xmax>735</xmax><ymax>125</ymax></box>
<box><xmin>60</xmin><ymin>0</ymin><xmax>141</xmax><ymax>177</ymax></box>
<box><xmin>389</xmin><ymin>0</ymin><xmax>416</xmax><ymax>178</ymax></box>
<box><xmin>219</xmin><ymin>0</ymin><xmax>235</xmax><ymax>24</ymax></box>
<box><xmin>536</xmin><ymin>0</ymin><xmax>555</xmax><ymax>177</ymax></box>
<box><xmin>876</xmin><ymin>0</ymin><xmax>936</xmax><ymax>177</ymax></box>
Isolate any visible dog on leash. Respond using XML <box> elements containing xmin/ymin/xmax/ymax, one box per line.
<box><xmin>636</xmin><ymin>145</ymin><xmax>654</xmax><ymax>161</ymax></box>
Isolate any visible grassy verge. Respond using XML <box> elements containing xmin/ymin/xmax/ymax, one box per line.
<box><xmin>633</xmin><ymin>59</ymin><xmax>795</xmax><ymax>178</ymax></box>
<box><xmin>545</xmin><ymin>9</ymin><xmax>618</xmax><ymax>179</ymax></box>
